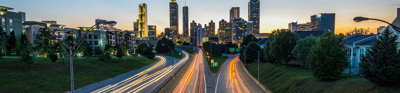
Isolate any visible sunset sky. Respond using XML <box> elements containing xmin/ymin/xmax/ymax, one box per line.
<box><xmin>1</xmin><ymin>0</ymin><xmax>400</xmax><ymax>35</ymax></box>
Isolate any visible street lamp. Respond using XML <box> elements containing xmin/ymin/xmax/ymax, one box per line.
<box><xmin>243</xmin><ymin>46</ymin><xmax>261</xmax><ymax>81</ymax></box>
<box><xmin>353</xmin><ymin>16</ymin><xmax>400</xmax><ymax>31</ymax></box>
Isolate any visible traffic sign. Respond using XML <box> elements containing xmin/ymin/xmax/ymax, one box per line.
<box><xmin>213</xmin><ymin>62</ymin><xmax>218</xmax><ymax>67</ymax></box>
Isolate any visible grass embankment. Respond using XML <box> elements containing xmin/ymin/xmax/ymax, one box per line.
<box><xmin>246</xmin><ymin>63</ymin><xmax>400</xmax><ymax>93</ymax></box>
<box><xmin>0</xmin><ymin>56</ymin><xmax>154</xmax><ymax>93</ymax></box>
<box><xmin>206</xmin><ymin>56</ymin><xmax>228</xmax><ymax>73</ymax></box>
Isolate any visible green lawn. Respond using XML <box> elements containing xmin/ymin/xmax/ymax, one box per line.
<box><xmin>206</xmin><ymin>56</ymin><xmax>228</xmax><ymax>73</ymax></box>
<box><xmin>246</xmin><ymin>63</ymin><xmax>400</xmax><ymax>93</ymax></box>
<box><xmin>0</xmin><ymin>56</ymin><xmax>154</xmax><ymax>93</ymax></box>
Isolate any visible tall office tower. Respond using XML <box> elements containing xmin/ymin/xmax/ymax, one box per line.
<box><xmin>138</xmin><ymin>3</ymin><xmax>148</xmax><ymax>38</ymax></box>
<box><xmin>133</xmin><ymin>19</ymin><xmax>139</xmax><ymax>38</ymax></box>
<box><xmin>248</xmin><ymin>0</ymin><xmax>260</xmax><ymax>34</ymax></box>
<box><xmin>311</xmin><ymin>13</ymin><xmax>335</xmax><ymax>33</ymax></box>
<box><xmin>190</xmin><ymin>21</ymin><xmax>197</xmax><ymax>46</ymax></box>
<box><xmin>232</xmin><ymin>18</ymin><xmax>248</xmax><ymax>44</ymax></box>
<box><xmin>170</xmin><ymin>0</ymin><xmax>179</xmax><ymax>40</ymax></box>
<box><xmin>183</xmin><ymin>6</ymin><xmax>189</xmax><ymax>38</ymax></box>
<box><xmin>208</xmin><ymin>20</ymin><xmax>215</xmax><ymax>37</ymax></box>
<box><xmin>197</xmin><ymin>23</ymin><xmax>205</xmax><ymax>46</ymax></box>
<box><xmin>218</xmin><ymin>19</ymin><xmax>232</xmax><ymax>44</ymax></box>
<box><xmin>230</xmin><ymin>7</ymin><xmax>240</xmax><ymax>23</ymax></box>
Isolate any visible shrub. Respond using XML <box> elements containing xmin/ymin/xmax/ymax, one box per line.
<box><xmin>307</xmin><ymin>32</ymin><xmax>348</xmax><ymax>81</ymax></box>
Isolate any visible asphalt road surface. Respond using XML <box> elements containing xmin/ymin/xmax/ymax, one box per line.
<box><xmin>215</xmin><ymin>55</ymin><xmax>266</xmax><ymax>93</ymax></box>
<box><xmin>90</xmin><ymin>50</ymin><xmax>189</xmax><ymax>93</ymax></box>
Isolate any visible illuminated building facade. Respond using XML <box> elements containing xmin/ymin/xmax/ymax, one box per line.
<box><xmin>230</xmin><ymin>7</ymin><xmax>240</xmax><ymax>23</ymax></box>
<box><xmin>218</xmin><ymin>19</ymin><xmax>232</xmax><ymax>44</ymax></box>
<box><xmin>0</xmin><ymin>6</ymin><xmax>25</xmax><ymax>37</ymax></box>
<box><xmin>183</xmin><ymin>6</ymin><xmax>189</xmax><ymax>39</ymax></box>
<box><xmin>138</xmin><ymin>3</ymin><xmax>148</xmax><ymax>38</ymax></box>
<box><xmin>170</xmin><ymin>0</ymin><xmax>179</xmax><ymax>41</ymax></box>
<box><xmin>232</xmin><ymin>18</ymin><xmax>248</xmax><ymax>44</ymax></box>
<box><xmin>205</xmin><ymin>20</ymin><xmax>215</xmax><ymax>37</ymax></box>
<box><xmin>148</xmin><ymin>25</ymin><xmax>157</xmax><ymax>41</ymax></box>
<box><xmin>248</xmin><ymin>0</ymin><xmax>260</xmax><ymax>34</ymax></box>
<box><xmin>311</xmin><ymin>13</ymin><xmax>335</xmax><ymax>33</ymax></box>
<box><xmin>190</xmin><ymin>21</ymin><xmax>197</xmax><ymax>46</ymax></box>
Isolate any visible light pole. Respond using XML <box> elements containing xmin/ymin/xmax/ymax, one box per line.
<box><xmin>243</xmin><ymin>46</ymin><xmax>261</xmax><ymax>81</ymax></box>
<box><xmin>354</xmin><ymin>16</ymin><xmax>400</xmax><ymax>31</ymax></box>
<box><xmin>59</xmin><ymin>25</ymin><xmax>96</xmax><ymax>93</ymax></box>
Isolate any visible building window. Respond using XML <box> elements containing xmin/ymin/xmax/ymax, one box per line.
<box><xmin>2</xmin><ymin>18</ymin><xmax>4</xmax><ymax>25</ymax></box>
<box><xmin>94</xmin><ymin>35</ymin><xmax>98</xmax><ymax>39</ymax></box>
<box><xmin>95</xmin><ymin>41</ymin><xmax>98</xmax><ymax>45</ymax></box>
<box><xmin>9</xmin><ymin>19</ymin><xmax>12</xmax><ymax>26</ymax></box>
<box><xmin>89</xmin><ymin>35</ymin><xmax>92</xmax><ymax>39</ymax></box>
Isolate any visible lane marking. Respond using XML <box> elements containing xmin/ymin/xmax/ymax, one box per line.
<box><xmin>214</xmin><ymin>70</ymin><xmax>221</xmax><ymax>93</ymax></box>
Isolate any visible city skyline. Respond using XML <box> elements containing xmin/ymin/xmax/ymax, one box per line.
<box><xmin>1</xmin><ymin>0</ymin><xmax>400</xmax><ymax>35</ymax></box>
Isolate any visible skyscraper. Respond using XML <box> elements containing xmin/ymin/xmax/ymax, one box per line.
<box><xmin>311</xmin><ymin>13</ymin><xmax>335</xmax><ymax>33</ymax></box>
<box><xmin>138</xmin><ymin>3</ymin><xmax>148</xmax><ymax>38</ymax></box>
<box><xmin>230</xmin><ymin>7</ymin><xmax>240</xmax><ymax>23</ymax></box>
<box><xmin>183</xmin><ymin>6</ymin><xmax>189</xmax><ymax>38</ymax></box>
<box><xmin>218</xmin><ymin>19</ymin><xmax>232</xmax><ymax>44</ymax></box>
<box><xmin>190</xmin><ymin>21</ymin><xmax>197</xmax><ymax>45</ymax></box>
<box><xmin>148</xmin><ymin>25</ymin><xmax>157</xmax><ymax>40</ymax></box>
<box><xmin>208</xmin><ymin>20</ymin><xmax>215</xmax><ymax>37</ymax></box>
<box><xmin>170</xmin><ymin>0</ymin><xmax>179</xmax><ymax>40</ymax></box>
<box><xmin>133</xmin><ymin>19</ymin><xmax>139</xmax><ymax>38</ymax></box>
<box><xmin>248</xmin><ymin>0</ymin><xmax>260</xmax><ymax>34</ymax></box>
<box><xmin>232</xmin><ymin>18</ymin><xmax>248</xmax><ymax>44</ymax></box>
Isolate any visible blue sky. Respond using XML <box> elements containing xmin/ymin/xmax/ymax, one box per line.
<box><xmin>1</xmin><ymin>0</ymin><xmax>399</xmax><ymax>34</ymax></box>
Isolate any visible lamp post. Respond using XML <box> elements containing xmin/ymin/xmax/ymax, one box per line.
<box><xmin>243</xmin><ymin>46</ymin><xmax>261</xmax><ymax>81</ymax></box>
<box><xmin>354</xmin><ymin>16</ymin><xmax>400</xmax><ymax>31</ymax></box>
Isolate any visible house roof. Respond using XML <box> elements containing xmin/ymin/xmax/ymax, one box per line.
<box><xmin>343</xmin><ymin>33</ymin><xmax>377</xmax><ymax>46</ymax></box>
<box><xmin>294</xmin><ymin>31</ymin><xmax>325</xmax><ymax>38</ymax></box>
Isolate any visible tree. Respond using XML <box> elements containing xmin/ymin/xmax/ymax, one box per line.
<box><xmin>360</xmin><ymin>29</ymin><xmax>400</xmax><ymax>86</ymax></box>
<box><xmin>156</xmin><ymin>37</ymin><xmax>175</xmax><ymax>53</ymax></box>
<box><xmin>239</xmin><ymin>35</ymin><xmax>258</xmax><ymax>62</ymax></box>
<box><xmin>136</xmin><ymin>43</ymin><xmax>148</xmax><ymax>54</ymax></box>
<box><xmin>35</xmin><ymin>28</ymin><xmax>53</xmax><ymax>57</ymax></box>
<box><xmin>294</xmin><ymin>35</ymin><xmax>318</xmax><ymax>64</ymax></box>
<box><xmin>240</xmin><ymin>34</ymin><xmax>258</xmax><ymax>48</ymax></box>
<box><xmin>268</xmin><ymin>29</ymin><xmax>298</xmax><ymax>64</ymax></box>
<box><xmin>307</xmin><ymin>32</ymin><xmax>348</xmax><ymax>81</ymax></box>
<box><xmin>99</xmin><ymin>48</ymin><xmax>111</xmax><ymax>62</ymax></box>
<box><xmin>243</xmin><ymin>42</ymin><xmax>261</xmax><ymax>63</ymax></box>
<box><xmin>0</xmin><ymin>26</ymin><xmax>7</xmax><ymax>57</ymax></box>
<box><xmin>346</xmin><ymin>28</ymin><xmax>370</xmax><ymax>36</ymax></box>
<box><xmin>20</xmin><ymin>36</ymin><xmax>34</xmax><ymax>66</ymax></box>
<box><xmin>203</xmin><ymin>42</ymin><xmax>222</xmax><ymax>57</ymax></box>
<box><xmin>78</xmin><ymin>41</ymin><xmax>91</xmax><ymax>58</ymax></box>
<box><xmin>7</xmin><ymin>30</ymin><xmax>16</xmax><ymax>55</ymax></box>
<box><xmin>143</xmin><ymin>47</ymin><xmax>155</xmax><ymax>59</ymax></box>
<box><xmin>116</xmin><ymin>44</ymin><xmax>125</xmax><ymax>59</ymax></box>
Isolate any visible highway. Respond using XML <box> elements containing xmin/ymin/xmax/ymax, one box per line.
<box><xmin>90</xmin><ymin>49</ymin><xmax>189</xmax><ymax>93</ymax></box>
<box><xmin>215</xmin><ymin>55</ymin><xmax>267</xmax><ymax>93</ymax></box>
<box><xmin>173</xmin><ymin>49</ymin><xmax>207</xmax><ymax>93</ymax></box>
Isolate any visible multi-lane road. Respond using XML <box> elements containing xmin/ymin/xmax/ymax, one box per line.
<box><xmin>161</xmin><ymin>48</ymin><xmax>268</xmax><ymax>93</ymax></box>
<box><xmin>79</xmin><ymin>47</ymin><xmax>268</xmax><ymax>93</ymax></box>
<box><xmin>215</xmin><ymin>55</ymin><xmax>267</xmax><ymax>93</ymax></box>
<box><xmin>88</xmin><ymin>49</ymin><xmax>189</xmax><ymax>93</ymax></box>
